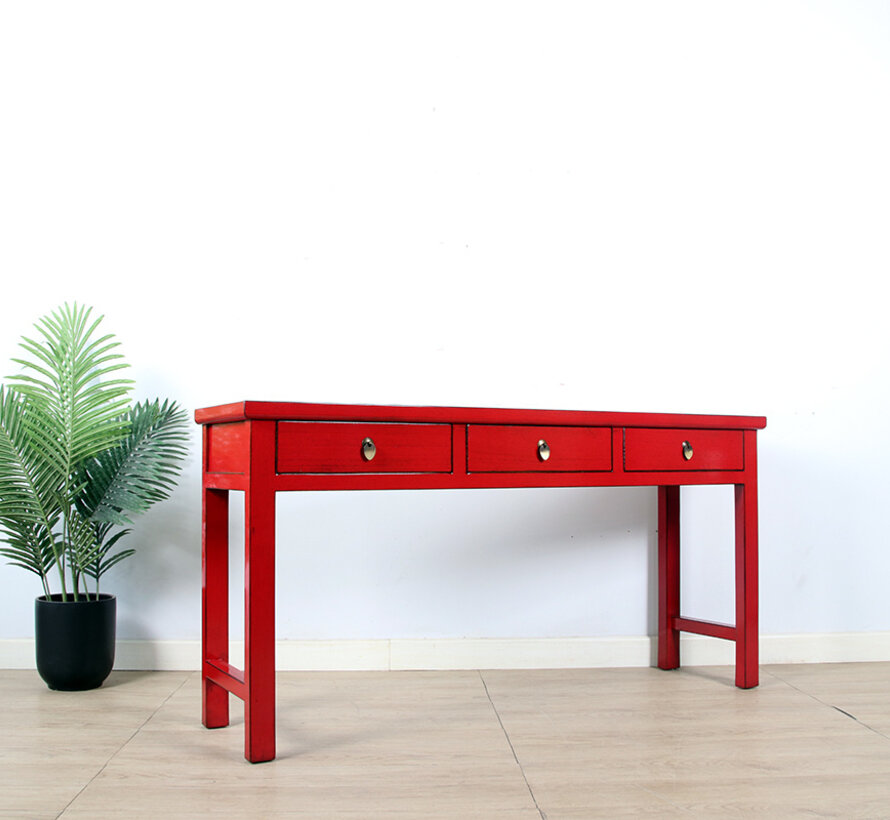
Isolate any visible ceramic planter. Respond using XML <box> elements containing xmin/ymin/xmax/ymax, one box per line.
<box><xmin>35</xmin><ymin>593</ymin><xmax>116</xmax><ymax>691</ymax></box>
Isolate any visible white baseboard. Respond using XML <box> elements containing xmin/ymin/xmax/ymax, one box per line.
<box><xmin>2</xmin><ymin>632</ymin><xmax>890</xmax><ymax>671</ymax></box>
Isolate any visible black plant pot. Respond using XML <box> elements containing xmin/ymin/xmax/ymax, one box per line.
<box><xmin>35</xmin><ymin>593</ymin><xmax>116</xmax><ymax>691</ymax></box>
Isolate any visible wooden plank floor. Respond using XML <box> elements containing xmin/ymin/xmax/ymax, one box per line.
<box><xmin>1</xmin><ymin>663</ymin><xmax>889</xmax><ymax>818</ymax></box>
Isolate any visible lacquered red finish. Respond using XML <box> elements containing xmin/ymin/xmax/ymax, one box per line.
<box><xmin>735</xmin><ymin>429</ymin><xmax>760</xmax><ymax>689</ymax></box>
<box><xmin>201</xmin><ymin>482</ymin><xmax>229</xmax><ymax>730</ymax></box>
<box><xmin>625</xmin><ymin>428</ymin><xmax>745</xmax><ymax>472</ymax></box>
<box><xmin>657</xmin><ymin>485</ymin><xmax>681</xmax><ymax>672</ymax></box>
<box><xmin>198</xmin><ymin>401</ymin><xmax>766</xmax><ymax>762</ymax></box>
<box><xmin>243</xmin><ymin>420</ymin><xmax>277</xmax><ymax>763</ymax></box>
<box><xmin>467</xmin><ymin>425</ymin><xmax>612</xmax><ymax>472</ymax></box>
<box><xmin>277</xmin><ymin>421</ymin><xmax>452</xmax><ymax>474</ymax></box>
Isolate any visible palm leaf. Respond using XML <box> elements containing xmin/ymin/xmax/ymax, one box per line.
<box><xmin>8</xmin><ymin>303</ymin><xmax>133</xmax><ymax>484</ymax></box>
<box><xmin>81</xmin><ymin>525</ymin><xmax>135</xmax><ymax>583</ymax></box>
<box><xmin>65</xmin><ymin>507</ymin><xmax>105</xmax><ymax>596</ymax></box>
<box><xmin>77</xmin><ymin>399</ymin><xmax>190</xmax><ymax>526</ymax></box>
<box><xmin>0</xmin><ymin>518</ymin><xmax>58</xmax><ymax>589</ymax></box>
<box><xmin>0</xmin><ymin>386</ymin><xmax>63</xmax><ymax>589</ymax></box>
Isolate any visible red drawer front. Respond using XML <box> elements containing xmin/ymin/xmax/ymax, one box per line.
<box><xmin>277</xmin><ymin>422</ymin><xmax>452</xmax><ymax>473</ymax></box>
<box><xmin>206</xmin><ymin>422</ymin><xmax>249</xmax><ymax>473</ymax></box>
<box><xmin>624</xmin><ymin>428</ymin><xmax>744</xmax><ymax>471</ymax></box>
<box><xmin>467</xmin><ymin>425</ymin><xmax>612</xmax><ymax>472</ymax></box>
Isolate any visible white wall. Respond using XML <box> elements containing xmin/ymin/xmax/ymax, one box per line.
<box><xmin>1</xmin><ymin>2</ymin><xmax>888</xmax><ymax>662</ymax></box>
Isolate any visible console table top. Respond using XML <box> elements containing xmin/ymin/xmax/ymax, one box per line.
<box><xmin>195</xmin><ymin>400</ymin><xmax>767</xmax><ymax>430</ymax></box>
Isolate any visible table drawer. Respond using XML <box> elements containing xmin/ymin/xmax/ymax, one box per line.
<box><xmin>277</xmin><ymin>422</ymin><xmax>452</xmax><ymax>473</ymax></box>
<box><xmin>467</xmin><ymin>425</ymin><xmax>612</xmax><ymax>472</ymax></box>
<box><xmin>624</xmin><ymin>428</ymin><xmax>744</xmax><ymax>471</ymax></box>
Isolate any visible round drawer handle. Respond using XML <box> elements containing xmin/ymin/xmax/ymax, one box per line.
<box><xmin>361</xmin><ymin>437</ymin><xmax>377</xmax><ymax>461</ymax></box>
<box><xmin>537</xmin><ymin>439</ymin><xmax>551</xmax><ymax>462</ymax></box>
<box><xmin>682</xmin><ymin>441</ymin><xmax>694</xmax><ymax>461</ymax></box>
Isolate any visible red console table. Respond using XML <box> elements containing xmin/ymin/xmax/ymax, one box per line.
<box><xmin>196</xmin><ymin>401</ymin><xmax>766</xmax><ymax>762</ymax></box>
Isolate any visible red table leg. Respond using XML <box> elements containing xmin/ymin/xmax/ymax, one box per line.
<box><xmin>243</xmin><ymin>421</ymin><xmax>277</xmax><ymax>763</ymax></box>
<box><xmin>657</xmin><ymin>485</ymin><xmax>681</xmax><ymax>671</ymax></box>
<box><xmin>735</xmin><ymin>478</ymin><xmax>759</xmax><ymax>688</ymax></box>
<box><xmin>202</xmin><ymin>486</ymin><xmax>230</xmax><ymax>729</ymax></box>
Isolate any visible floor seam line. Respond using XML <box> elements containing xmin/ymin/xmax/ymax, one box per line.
<box><xmin>55</xmin><ymin>671</ymin><xmax>194</xmax><ymax>819</ymax></box>
<box><xmin>766</xmin><ymin>669</ymin><xmax>890</xmax><ymax>741</ymax></box>
<box><xmin>478</xmin><ymin>670</ymin><xmax>546</xmax><ymax>820</ymax></box>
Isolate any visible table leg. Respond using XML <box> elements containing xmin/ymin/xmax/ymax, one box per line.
<box><xmin>735</xmin><ymin>480</ymin><xmax>759</xmax><ymax>688</ymax></box>
<box><xmin>244</xmin><ymin>482</ymin><xmax>276</xmax><ymax>762</ymax></box>
<box><xmin>202</xmin><ymin>487</ymin><xmax>230</xmax><ymax>729</ymax></box>
<box><xmin>657</xmin><ymin>485</ymin><xmax>681</xmax><ymax>671</ymax></box>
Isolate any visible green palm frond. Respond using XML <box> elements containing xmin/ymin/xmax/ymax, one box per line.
<box><xmin>0</xmin><ymin>386</ymin><xmax>66</xmax><ymax>510</ymax></box>
<box><xmin>77</xmin><ymin>399</ymin><xmax>190</xmax><ymax>527</ymax></box>
<box><xmin>0</xmin><ymin>387</ymin><xmax>50</xmax><ymax>520</ymax></box>
<box><xmin>81</xmin><ymin>524</ymin><xmax>135</xmax><ymax>583</ymax></box>
<box><xmin>0</xmin><ymin>518</ymin><xmax>58</xmax><ymax>594</ymax></box>
<box><xmin>8</xmin><ymin>303</ymin><xmax>133</xmax><ymax>479</ymax></box>
<box><xmin>65</xmin><ymin>507</ymin><xmax>105</xmax><ymax>595</ymax></box>
<box><xmin>0</xmin><ymin>386</ymin><xmax>63</xmax><ymax>593</ymax></box>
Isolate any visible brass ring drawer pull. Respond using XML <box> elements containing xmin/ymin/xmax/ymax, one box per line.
<box><xmin>537</xmin><ymin>439</ymin><xmax>551</xmax><ymax>462</ymax></box>
<box><xmin>682</xmin><ymin>441</ymin><xmax>694</xmax><ymax>461</ymax></box>
<box><xmin>361</xmin><ymin>437</ymin><xmax>377</xmax><ymax>461</ymax></box>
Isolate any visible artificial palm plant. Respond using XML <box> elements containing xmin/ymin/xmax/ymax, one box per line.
<box><xmin>0</xmin><ymin>303</ymin><xmax>189</xmax><ymax>602</ymax></box>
